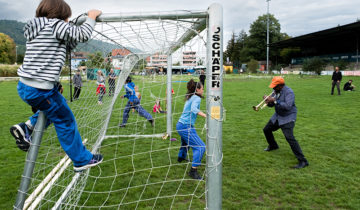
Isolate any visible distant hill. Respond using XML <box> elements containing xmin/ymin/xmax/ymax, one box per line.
<box><xmin>0</xmin><ymin>19</ymin><xmax>139</xmax><ymax>56</ymax></box>
<box><xmin>0</xmin><ymin>20</ymin><xmax>26</xmax><ymax>45</ymax></box>
<box><xmin>0</xmin><ymin>20</ymin><xmax>27</xmax><ymax>54</ymax></box>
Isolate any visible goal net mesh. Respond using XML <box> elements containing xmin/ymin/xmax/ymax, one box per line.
<box><xmin>19</xmin><ymin>9</ymin><xmax>221</xmax><ymax>210</ymax></box>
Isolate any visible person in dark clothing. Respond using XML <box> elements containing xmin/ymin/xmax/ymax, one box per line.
<box><xmin>343</xmin><ymin>80</ymin><xmax>355</xmax><ymax>91</ymax></box>
<box><xmin>199</xmin><ymin>70</ymin><xmax>206</xmax><ymax>86</ymax></box>
<box><xmin>108</xmin><ymin>68</ymin><xmax>117</xmax><ymax>96</ymax></box>
<box><xmin>118</xmin><ymin>76</ymin><xmax>154</xmax><ymax>127</ymax></box>
<box><xmin>263</xmin><ymin>76</ymin><xmax>309</xmax><ymax>169</ymax></box>
<box><xmin>73</xmin><ymin>70</ymin><xmax>82</xmax><ymax>100</ymax></box>
<box><xmin>331</xmin><ymin>66</ymin><xmax>342</xmax><ymax>95</ymax></box>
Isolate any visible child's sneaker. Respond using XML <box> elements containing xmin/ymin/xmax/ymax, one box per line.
<box><xmin>10</xmin><ymin>122</ymin><xmax>33</xmax><ymax>152</ymax></box>
<box><xmin>73</xmin><ymin>154</ymin><xmax>103</xmax><ymax>172</ymax></box>
<box><xmin>188</xmin><ymin>167</ymin><xmax>202</xmax><ymax>180</ymax></box>
<box><xmin>149</xmin><ymin>119</ymin><xmax>155</xmax><ymax>127</ymax></box>
<box><xmin>177</xmin><ymin>157</ymin><xmax>190</xmax><ymax>163</ymax></box>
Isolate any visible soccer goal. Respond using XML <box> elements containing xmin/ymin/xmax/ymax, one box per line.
<box><xmin>14</xmin><ymin>3</ymin><xmax>223</xmax><ymax>209</ymax></box>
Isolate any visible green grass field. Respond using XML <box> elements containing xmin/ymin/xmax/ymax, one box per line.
<box><xmin>1</xmin><ymin>74</ymin><xmax>360</xmax><ymax>209</ymax></box>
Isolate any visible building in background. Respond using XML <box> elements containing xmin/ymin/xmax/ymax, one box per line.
<box><xmin>71</xmin><ymin>52</ymin><xmax>88</xmax><ymax>70</ymax></box>
<box><xmin>148</xmin><ymin>53</ymin><xmax>168</xmax><ymax>68</ymax></box>
<box><xmin>112</xmin><ymin>48</ymin><xmax>132</xmax><ymax>70</ymax></box>
<box><xmin>182</xmin><ymin>51</ymin><xmax>197</xmax><ymax>67</ymax></box>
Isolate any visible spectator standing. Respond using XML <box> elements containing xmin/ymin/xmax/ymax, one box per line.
<box><xmin>96</xmin><ymin>70</ymin><xmax>106</xmax><ymax>104</ymax></box>
<box><xmin>108</xmin><ymin>68</ymin><xmax>116</xmax><ymax>96</ymax></box>
<box><xmin>331</xmin><ymin>66</ymin><xmax>342</xmax><ymax>95</ymax></box>
<box><xmin>73</xmin><ymin>69</ymin><xmax>82</xmax><ymax>100</ymax></box>
<box><xmin>199</xmin><ymin>70</ymin><xmax>206</xmax><ymax>86</ymax></box>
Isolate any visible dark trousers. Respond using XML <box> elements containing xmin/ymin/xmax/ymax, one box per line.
<box><xmin>122</xmin><ymin>99</ymin><xmax>153</xmax><ymax>125</ymax></box>
<box><xmin>331</xmin><ymin>81</ymin><xmax>341</xmax><ymax>95</ymax></box>
<box><xmin>73</xmin><ymin>86</ymin><xmax>81</xmax><ymax>99</ymax></box>
<box><xmin>344</xmin><ymin>86</ymin><xmax>354</xmax><ymax>91</ymax></box>
<box><xmin>109</xmin><ymin>83</ymin><xmax>115</xmax><ymax>96</ymax></box>
<box><xmin>98</xmin><ymin>87</ymin><xmax>105</xmax><ymax>102</ymax></box>
<box><xmin>263</xmin><ymin>120</ymin><xmax>307</xmax><ymax>162</ymax></box>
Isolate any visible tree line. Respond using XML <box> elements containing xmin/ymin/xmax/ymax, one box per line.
<box><xmin>224</xmin><ymin>14</ymin><xmax>301</xmax><ymax>72</ymax></box>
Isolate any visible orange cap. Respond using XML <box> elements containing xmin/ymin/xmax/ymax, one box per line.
<box><xmin>269</xmin><ymin>76</ymin><xmax>285</xmax><ymax>88</ymax></box>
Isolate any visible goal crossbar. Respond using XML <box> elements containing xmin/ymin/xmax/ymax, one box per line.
<box><xmin>77</xmin><ymin>11</ymin><xmax>207</xmax><ymax>23</ymax></box>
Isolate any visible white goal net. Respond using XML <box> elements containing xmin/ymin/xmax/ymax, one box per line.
<box><xmin>15</xmin><ymin>4</ymin><xmax>223</xmax><ymax>210</ymax></box>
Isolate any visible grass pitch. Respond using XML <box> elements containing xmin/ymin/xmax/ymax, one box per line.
<box><xmin>1</xmin><ymin>74</ymin><xmax>359</xmax><ymax>209</ymax></box>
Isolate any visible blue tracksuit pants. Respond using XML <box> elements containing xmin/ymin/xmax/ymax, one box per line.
<box><xmin>176</xmin><ymin>122</ymin><xmax>205</xmax><ymax>167</ymax></box>
<box><xmin>17</xmin><ymin>81</ymin><xmax>92</xmax><ymax>167</ymax></box>
<box><xmin>122</xmin><ymin>99</ymin><xmax>153</xmax><ymax>125</ymax></box>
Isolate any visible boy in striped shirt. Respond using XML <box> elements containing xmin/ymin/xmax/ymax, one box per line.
<box><xmin>10</xmin><ymin>0</ymin><xmax>103</xmax><ymax>172</ymax></box>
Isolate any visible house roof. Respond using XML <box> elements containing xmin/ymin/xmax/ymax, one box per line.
<box><xmin>112</xmin><ymin>49</ymin><xmax>132</xmax><ymax>57</ymax></box>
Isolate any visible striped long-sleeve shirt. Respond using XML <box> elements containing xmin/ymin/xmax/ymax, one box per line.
<box><xmin>18</xmin><ymin>17</ymin><xmax>96</xmax><ymax>90</ymax></box>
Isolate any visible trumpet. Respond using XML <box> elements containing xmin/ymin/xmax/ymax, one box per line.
<box><xmin>253</xmin><ymin>91</ymin><xmax>275</xmax><ymax>111</ymax></box>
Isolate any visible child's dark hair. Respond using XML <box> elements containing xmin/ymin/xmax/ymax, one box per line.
<box><xmin>126</xmin><ymin>76</ymin><xmax>132</xmax><ymax>83</ymax></box>
<box><xmin>36</xmin><ymin>0</ymin><xmax>72</xmax><ymax>20</ymax></box>
<box><xmin>185</xmin><ymin>79</ymin><xmax>203</xmax><ymax>100</ymax></box>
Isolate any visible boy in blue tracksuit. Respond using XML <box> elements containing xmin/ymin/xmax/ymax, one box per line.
<box><xmin>176</xmin><ymin>79</ymin><xmax>206</xmax><ymax>180</ymax></box>
<box><xmin>119</xmin><ymin>77</ymin><xmax>154</xmax><ymax>127</ymax></box>
<box><xmin>9</xmin><ymin>0</ymin><xmax>103</xmax><ymax>172</ymax></box>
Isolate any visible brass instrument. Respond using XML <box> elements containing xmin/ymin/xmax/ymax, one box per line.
<box><xmin>253</xmin><ymin>91</ymin><xmax>275</xmax><ymax>111</ymax></box>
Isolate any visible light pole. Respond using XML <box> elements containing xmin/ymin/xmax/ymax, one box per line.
<box><xmin>266</xmin><ymin>0</ymin><xmax>270</xmax><ymax>73</ymax></box>
<box><xmin>15</xmin><ymin>45</ymin><xmax>18</xmax><ymax>65</ymax></box>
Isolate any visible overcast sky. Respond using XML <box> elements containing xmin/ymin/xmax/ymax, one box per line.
<box><xmin>1</xmin><ymin>0</ymin><xmax>360</xmax><ymax>44</ymax></box>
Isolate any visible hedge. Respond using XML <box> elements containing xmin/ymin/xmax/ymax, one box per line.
<box><xmin>0</xmin><ymin>64</ymin><xmax>70</xmax><ymax>77</ymax></box>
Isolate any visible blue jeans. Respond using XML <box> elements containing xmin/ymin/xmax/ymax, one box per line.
<box><xmin>176</xmin><ymin>122</ymin><xmax>205</xmax><ymax>167</ymax></box>
<box><xmin>122</xmin><ymin>99</ymin><xmax>153</xmax><ymax>125</ymax></box>
<box><xmin>17</xmin><ymin>81</ymin><xmax>92</xmax><ymax>167</ymax></box>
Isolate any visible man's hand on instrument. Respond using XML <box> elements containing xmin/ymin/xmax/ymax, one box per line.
<box><xmin>265</xmin><ymin>97</ymin><xmax>275</xmax><ymax>104</ymax></box>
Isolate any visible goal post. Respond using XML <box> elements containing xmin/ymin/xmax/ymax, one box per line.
<box><xmin>14</xmin><ymin>112</ymin><xmax>47</xmax><ymax>210</ymax></box>
<box><xmin>206</xmin><ymin>4</ymin><xmax>223</xmax><ymax>210</ymax></box>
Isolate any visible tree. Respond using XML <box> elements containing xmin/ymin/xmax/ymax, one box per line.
<box><xmin>197</xmin><ymin>58</ymin><xmax>204</xmax><ymax>66</ymax></box>
<box><xmin>224</xmin><ymin>30</ymin><xmax>248</xmax><ymax>68</ymax></box>
<box><xmin>224</xmin><ymin>32</ymin><xmax>236</xmax><ymax>63</ymax></box>
<box><xmin>279</xmin><ymin>47</ymin><xmax>301</xmax><ymax>65</ymax></box>
<box><xmin>86</xmin><ymin>51</ymin><xmax>105</xmax><ymax>68</ymax></box>
<box><xmin>16</xmin><ymin>54</ymin><xmax>24</xmax><ymax>64</ymax></box>
<box><xmin>133</xmin><ymin>59</ymin><xmax>147</xmax><ymax>71</ymax></box>
<box><xmin>302</xmin><ymin>57</ymin><xmax>326</xmax><ymax>75</ymax></box>
<box><xmin>233</xmin><ymin>30</ymin><xmax>247</xmax><ymax>68</ymax></box>
<box><xmin>79</xmin><ymin>60</ymin><xmax>86</xmax><ymax>66</ymax></box>
<box><xmin>331</xmin><ymin>59</ymin><xmax>348</xmax><ymax>70</ymax></box>
<box><xmin>248</xmin><ymin>59</ymin><xmax>259</xmax><ymax>73</ymax></box>
<box><xmin>0</xmin><ymin>33</ymin><xmax>16</xmax><ymax>64</ymax></box>
<box><xmin>246</xmin><ymin>14</ymin><xmax>286</xmax><ymax>62</ymax></box>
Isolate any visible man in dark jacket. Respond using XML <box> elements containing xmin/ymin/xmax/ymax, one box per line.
<box><xmin>199</xmin><ymin>70</ymin><xmax>206</xmax><ymax>86</ymax></box>
<box><xmin>108</xmin><ymin>68</ymin><xmax>117</xmax><ymax>96</ymax></box>
<box><xmin>73</xmin><ymin>70</ymin><xmax>82</xmax><ymax>100</ymax></box>
<box><xmin>331</xmin><ymin>66</ymin><xmax>342</xmax><ymax>95</ymax></box>
<box><xmin>263</xmin><ymin>76</ymin><xmax>309</xmax><ymax>169</ymax></box>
